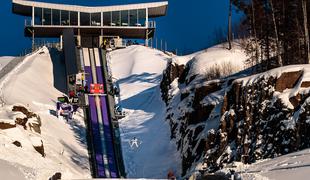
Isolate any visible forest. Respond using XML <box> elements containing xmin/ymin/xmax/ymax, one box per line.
<box><xmin>231</xmin><ymin>0</ymin><xmax>310</xmax><ymax>72</ymax></box>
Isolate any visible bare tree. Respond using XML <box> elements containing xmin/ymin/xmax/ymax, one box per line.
<box><xmin>228</xmin><ymin>0</ymin><xmax>233</xmax><ymax>50</ymax></box>
<box><xmin>251</xmin><ymin>0</ymin><xmax>260</xmax><ymax>70</ymax></box>
<box><xmin>269</xmin><ymin>0</ymin><xmax>282</xmax><ymax>66</ymax></box>
<box><xmin>302</xmin><ymin>0</ymin><xmax>310</xmax><ymax>63</ymax></box>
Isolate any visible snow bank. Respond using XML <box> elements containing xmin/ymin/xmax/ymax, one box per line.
<box><xmin>172</xmin><ymin>42</ymin><xmax>248</xmax><ymax>81</ymax></box>
<box><xmin>0</xmin><ymin>56</ymin><xmax>15</xmax><ymax>70</ymax></box>
<box><xmin>110</xmin><ymin>45</ymin><xmax>181</xmax><ymax>178</ymax></box>
<box><xmin>0</xmin><ymin>47</ymin><xmax>90</xmax><ymax>179</ymax></box>
<box><xmin>110</xmin><ymin>45</ymin><xmax>170</xmax><ymax>100</ymax></box>
<box><xmin>235</xmin><ymin>148</ymin><xmax>310</xmax><ymax>180</ymax></box>
<box><xmin>0</xmin><ymin>159</ymin><xmax>27</xmax><ymax>180</ymax></box>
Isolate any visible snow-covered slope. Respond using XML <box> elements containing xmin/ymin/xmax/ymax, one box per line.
<box><xmin>109</xmin><ymin>43</ymin><xmax>248</xmax><ymax>178</ymax></box>
<box><xmin>172</xmin><ymin>42</ymin><xmax>248</xmax><ymax>82</ymax></box>
<box><xmin>110</xmin><ymin>45</ymin><xmax>181</xmax><ymax>178</ymax></box>
<box><xmin>0</xmin><ymin>56</ymin><xmax>15</xmax><ymax>69</ymax></box>
<box><xmin>0</xmin><ymin>47</ymin><xmax>90</xmax><ymax>179</ymax></box>
<box><xmin>239</xmin><ymin>148</ymin><xmax>310</xmax><ymax>180</ymax></box>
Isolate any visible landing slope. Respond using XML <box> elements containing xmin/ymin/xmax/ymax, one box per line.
<box><xmin>110</xmin><ymin>45</ymin><xmax>181</xmax><ymax>178</ymax></box>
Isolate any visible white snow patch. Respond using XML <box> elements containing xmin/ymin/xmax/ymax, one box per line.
<box><xmin>0</xmin><ymin>47</ymin><xmax>90</xmax><ymax>179</ymax></box>
<box><xmin>111</xmin><ymin>45</ymin><xmax>181</xmax><ymax>178</ymax></box>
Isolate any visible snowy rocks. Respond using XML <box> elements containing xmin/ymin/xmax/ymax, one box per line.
<box><xmin>204</xmin><ymin>68</ymin><xmax>310</xmax><ymax>173</ymax></box>
<box><xmin>12</xmin><ymin>140</ymin><xmax>22</xmax><ymax>147</ymax></box>
<box><xmin>12</xmin><ymin>105</ymin><xmax>41</xmax><ymax>133</ymax></box>
<box><xmin>27</xmin><ymin>116</ymin><xmax>41</xmax><ymax>134</ymax></box>
<box><xmin>12</xmin><ymin>105</ymin><xmax>35</xmax><ymax>118</ymax></box>
<box><xmin>30</xmin><ymin>137</ymin><xmax>45</xmax><ymax>157</ymax></box>
<box><xmin>15</xmin><ymin>117</ymin><xmax>28</xmax><ymax>129</ymax></box>
<box><xmin>162</xmin><ymin>53</ymin><xmax>310</xmax><ymax>177</ymax></box>
<box><xmin>301</xmin><ymin>81</ymin><xmax>310</xmax><ymax>87</ymax></box>
<box><xmin>49</xmin><ymin>172</ymin><xmax>62</xmax><ymax>180</ymax></box>
<box><xmin>275</xmin><ymin>70</ymin><xmax>303</xmax><ymax>92</ymax></box>
<box><xmin>161</xmin><ymin>61</ymin><xmax>186</xmax><ymax>104</ymax></box>
<box><xmin>0</xmin><ymin>119</ymin><xmax>16</xmax><ymax>129</ymax></box>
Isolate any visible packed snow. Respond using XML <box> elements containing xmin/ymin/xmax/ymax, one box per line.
<box><xmin>226</xmin><ymin>148</ymin><xmax>310</xmax><ymax>180</ymax></box>
<box><xmin>0</xmin><ymin>47</ymin><xmax>90</xmax><ymax>179</ymax></box>
<box><xmin>0</xmin><ymin>56</ymin><xmax>15</xmax><ymax>69</ymax></box>
<box><xmin>110</xmin><ymin>45</ymin><xmax>182</xmax><ymax>178</ymax></box>
<box><xmin>172</xmin><ymin>42</ymin><xmax>248</xmax><ymax>82</ymax></box>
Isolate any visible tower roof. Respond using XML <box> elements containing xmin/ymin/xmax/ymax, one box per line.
<box><xmin>12</xmin><ymin>0</ymin><xmax>168</xmax><ymax>18</ymax></box>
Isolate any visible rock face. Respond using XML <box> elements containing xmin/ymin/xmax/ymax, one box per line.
<box><xmin>10</xmin><ymin>105</ymin><xmax>44</xmax><ymax>156</ymax></box>
<box><xmin>31</xmin><ymin>137</ymin><xmax>45</xmax><ymax>157</ymax></box>
<box><xmin>12</xmin><ymin>141</ymin><xmax>22</xmax><ymax>147</ymax></box>
<box><xmin>12</xmin><ymin>106</ymin><xmax>37</xmax><ymax>118</ymax></box>
<box><xmin>0</xmin><ymin>120</ymin><xmax>16</xmax><ymax>129</ymax></box>
<box><xmin>49</xmin><ymin>172</ymin><xmax>62</xmax><ymax>180</ymax></box>
<box><xmin>12</xmin><ymin>105</ymin><xmax>41</xmax><ymax>133</ymax></box>
<box><xmin>205</xmin><ymin>70</ymin><xmax>310</xmax><ymax>172</ymax></box>
<box><xmin>160</xmin><ymin>61</ymin><xmax>187</xmax><ymax>104</ymax></box>
<box><xmin>161</xmin><ymin>62</ymin><xmax>310</xmax><ymax>177</ymax></box>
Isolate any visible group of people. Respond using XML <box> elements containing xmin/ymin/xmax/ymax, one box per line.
<box><xmin>68</xmin><ymin>85</ymin><xmax>90</xmax><ymax>99</ymax></box>
<box><xmin>56</xmin><ymin>101</ymin><xmax>74</xmax><ymax>121</ymax></box>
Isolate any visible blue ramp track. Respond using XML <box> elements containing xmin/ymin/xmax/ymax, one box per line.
<box><xmin>94</xmin><ymin>48</ymin><xmax>119</xmax><ymax>177</ymax></box>
<box><xmin>89</xmin><ymin>96</ymin><xmax>106</xmax><ymax>177</ymax></box>
<box><xmin>82</xmin><ymin>48</ymin><xmax>106</xmax><ymax>178</ymax></box>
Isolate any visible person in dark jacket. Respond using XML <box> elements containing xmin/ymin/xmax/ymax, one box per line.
<box><xmin>167</xmin><ymin>170</ymin><xmax>176</xmax><ymax>180</ymax></box>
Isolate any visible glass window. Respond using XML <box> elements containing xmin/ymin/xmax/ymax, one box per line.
<box><xmin>61</xmin><ymin>10</ymin><xmax>69</xmax><ymax>25</ymax></box>
<box><xmin>34</xmin><ymin>7</ymin><xmax>42</xmax><ymax>25</ymax></box>
<box><xmin>112</xmin><ymin>11</ymin><xmax>121</xmax><ymax>26</ymax></box>
<box><xmin>129</xmin><ymin>10</ymin><xmax>137</xmax><ymax>26</ymax></box>
<box><xmin>52</xmin><ymin>9</ymin><xmax>60</xmax><ymax>25</ymax></box>
<box><xmin>80</xmin><ymin>12</ymin><xmax>90</xmax><ymax>26</ymax></box>
<box><xmin>102</xmin><ymin>12</ymin><xmax>111</xmax><ymax>26</ymax></box>
<box><xmin>91</xmin><ymin>13</ymin><xmax>101</xmax><ymax>26</ymax></box>
<box><xmin>138</xmin><ymin>9</ymin><xmax>146</xmax><ymax>26</ymax></box>
<box><xmin>43</xmin><ymin>8</ymin><xmax>51</xmax><ymax>25</ymax></box>
<box><xmin>121</xmin><ymin>10</ymin><xmax>128</xmax><ymax>26</ymax></box>
<box><xmin>70</xmin><ymin>11</ymin><xmax>78</xmax><ymax>26</ymax></box>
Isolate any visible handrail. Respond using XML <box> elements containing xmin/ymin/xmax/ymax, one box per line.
<box><xmin>25</xmin><ymin>18</ymin><xmax>156</xmax><ymax>28</ymax></box>
<box><xmin>24</xmin><ymin>19</ymin><xmax>32</xmax><ymax>26</ymax></box>
<box><xmin>148</xmin><ymin>21</ymin><xmax>156</xmax><ymax>28</ymax></box>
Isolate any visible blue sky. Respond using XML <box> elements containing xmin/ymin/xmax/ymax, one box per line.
<box><xmin>0</xmin><ymin>0</ymin><xmax>242</xmax><ymax>56</ymax></box>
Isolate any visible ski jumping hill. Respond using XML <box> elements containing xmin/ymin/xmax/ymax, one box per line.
<box><xmin>2</xmin><ymin>42</ymin><xmax>309</xmax><ymax>180</ymax></box>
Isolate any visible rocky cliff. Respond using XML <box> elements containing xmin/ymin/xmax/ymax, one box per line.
<box><xmin>161</xmin><ymin>51</ymin><xmax>310</xmax><ymax>178</ymax></box>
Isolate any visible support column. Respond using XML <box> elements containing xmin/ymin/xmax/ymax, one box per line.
<box><xmin>32</xmin><ymin>6</ymin><xmax>34</xmax><ymax>26</ymax></box>
<box><xmin>77</xmin><ymin>29</ymin><xmax>81</xmax><ymax>47</ymax></box>
<box><xmin>60</xmin><ymin>35</ymin><xmax>63</xmax><ymax>50</ymax></box>
<box><xmin>78</xmin><ymin>12</ymin><xmax>80</xmax><ymax>26</ymax></box>
<box><xmin>145</xmin><ymin>29</ymin><xmax>149</xmax><ymax>47</ymax></box>
<box><xmin>100</xmin><ymin>29</ymin><xmax>104</xmax><ymax>48</ymax></box>
<box><xmin>145</xmin><ymin>8</ymin><xmax>149</xmax><ymax>47</ymax></box>
<box><xmin>32</xmin><ymin>29</ymin><xmax>35</xmax><ymax>52</ymax></box>
<box><xmin>101</xmin><ymin>12</ymin><xmax>103</xmax><ymax>27</ymax></box>
<box><xmin>146</xmin><ymin>8</ymin><xmax>149</xmax><ymax>28</ymax></box>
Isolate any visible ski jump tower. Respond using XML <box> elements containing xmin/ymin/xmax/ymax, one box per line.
<box><xmin>12</xmin><ymin>0</ymin><xmax>168</xmax><ymax>178</ymax></box>
<box><xmin>12</xmin><ymin>0</ymin><xmax>168</xmax><ymax>48</ymax></box>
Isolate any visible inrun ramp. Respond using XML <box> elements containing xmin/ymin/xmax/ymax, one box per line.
<box><xmin>81</xmin><ymin>48</ymin><xmax>123</xmax><ymax>178</ymax></box>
